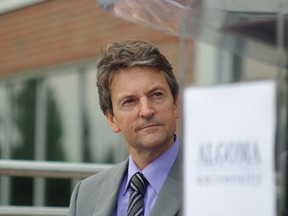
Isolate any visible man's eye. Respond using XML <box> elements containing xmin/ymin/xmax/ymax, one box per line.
<box><xmin>123</xmin><ymin>99</ymin><xmax>134</xmax><ymax>106</ymax></box>
<box><xmin>153</xmin><ymin>92</ymin><xmax>163</xmax><ymax>97</ymax></box>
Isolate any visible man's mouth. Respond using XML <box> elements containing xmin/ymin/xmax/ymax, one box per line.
<box><xmin>136</xmin><ymin>123</ymin><xmax>161</xmax><ymax>131</ymax></box>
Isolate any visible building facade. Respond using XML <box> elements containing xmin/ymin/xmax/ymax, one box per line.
<box><xmin>0</xmin><ymin>0</ymin><xmax>193</xmax><ymax>207</ymax></box>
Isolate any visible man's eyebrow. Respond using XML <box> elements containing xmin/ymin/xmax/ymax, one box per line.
<box><xmin>148</xmin><ymin>86</ymin><xmax>166</xmax><ymax>93</ymax></box>
<box><xmin>115</xmin><ymin>85</ymin><xmax>167</xmax><ymax>103</ymax></box>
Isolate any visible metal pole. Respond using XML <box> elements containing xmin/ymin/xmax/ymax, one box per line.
<box><xmin>33</xmin><ymin>78</ymin><xmax>48</xmax><ymax>206</ymax></box>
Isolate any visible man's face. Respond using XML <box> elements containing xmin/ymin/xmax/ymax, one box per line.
<box><xmin>106</xmin><ymin>66</ymin><xmax>179</xmax><ymax>158</ymax></box>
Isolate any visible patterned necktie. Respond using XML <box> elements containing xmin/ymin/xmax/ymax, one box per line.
<box><xmin>127</xmin><ymin>172</ymin><xmax>148</xmax><ymax>216</ymax></box>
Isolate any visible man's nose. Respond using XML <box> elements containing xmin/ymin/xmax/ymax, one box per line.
<box><xmin>139</xmin><ymin>98</ymin><xmax>155</xmax><ymax>118</ymax></box>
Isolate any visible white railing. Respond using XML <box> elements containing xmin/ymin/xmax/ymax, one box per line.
<box><xmin>0</xmin><ymin>160</ymin><xmax>113</xmax><ymax>216</ymax></box>
<box><xmin>0</xmin><ymin>159</ymin><xmax>112</xmax><ymax>178</ymax></box>
<box><xmin>0</xmin><ymin>206</ymin><xmax>67</xmax><ymax>216</ymax></box>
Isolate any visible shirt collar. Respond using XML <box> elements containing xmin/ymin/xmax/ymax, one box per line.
<box><xmin>124</xmin><ymin>135</ymin><xmax>179</xmax><ymax>195</ymax></box>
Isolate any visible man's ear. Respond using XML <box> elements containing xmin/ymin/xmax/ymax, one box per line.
<box><xmin>105</xmin><ymin>111</ymin><xmax>121</xmax><ymax>133</ymax></box>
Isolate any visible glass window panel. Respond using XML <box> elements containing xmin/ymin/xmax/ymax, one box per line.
<box><xmin>8</xmin><ymin>80</ymin><xmax>37</xmax><ymax>206</ymax></box>
<box><xmin>46</xmin><ymin>71</ymin><xmax>80</xmax><ymax>163</ymax></box>
<box><xmin>44</xmin><ymin>73</ymin><xmax>73</xmax><ymax>206</ymax></box>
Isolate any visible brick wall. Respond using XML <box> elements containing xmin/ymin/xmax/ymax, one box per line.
<box><xmin>0</xmin><ymin>0</ymin><xmax>195</xmax><ymax>81</ymax></box>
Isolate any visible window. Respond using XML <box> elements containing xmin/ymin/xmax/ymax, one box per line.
<box><xmin>0</xmin><ymin>60</ymin><xmax>128</xmax><ymax>206</ymax></box>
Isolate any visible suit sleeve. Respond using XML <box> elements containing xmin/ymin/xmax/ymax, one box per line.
<box><xmin>67</xmin><ymin>181</ymin><xmax>82</xmax><ymax>216</ymax></box>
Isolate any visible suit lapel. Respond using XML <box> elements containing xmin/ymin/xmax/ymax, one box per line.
<box><xmin>91</xmin><ymin>153</ymin><xmax>181</xmax><ymax>216</ymax></box>
<box><xmin>150</xmin><ymin>155</ymin><xmax>181</xmax><ymax>216</ymax></box>
<box><xmin>93</xmin><ymin>161</ymin><xmax>128</xmax><ymax>216</ymax></box>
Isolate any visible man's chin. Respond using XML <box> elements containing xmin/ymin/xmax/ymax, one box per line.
<box><xmin>140</xmin><ymin>135</ymin><xmax>168</xmax><ymax>149</ymax></box>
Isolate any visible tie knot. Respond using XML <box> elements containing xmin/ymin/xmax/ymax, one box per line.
<box><xmin>129</xmin><ymin>172</ymin><xmax>148</xmax><ymax>195</ymax></box>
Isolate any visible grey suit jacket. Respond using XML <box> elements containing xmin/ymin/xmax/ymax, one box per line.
<box><xmin>67</xmin><ymin>154</ymin><xmax>181</xmax><ymax>216</ymax></box>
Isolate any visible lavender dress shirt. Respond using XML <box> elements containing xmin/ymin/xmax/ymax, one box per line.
<box><xmin>114</xmin><ymin>135</ymin><xmax>180</xmax><ymax>216</ymax></box>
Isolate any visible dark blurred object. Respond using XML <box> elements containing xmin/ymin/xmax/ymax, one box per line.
<box><xmin>221</xmin><ymin>14</ymin><xmax>288</xmax><ymax>50</ymax></box>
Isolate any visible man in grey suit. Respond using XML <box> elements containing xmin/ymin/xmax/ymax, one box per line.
<box><xmin>68</xmin><ymin>40</ymin><xmax>181</xmax><ymax>216</ymax></box>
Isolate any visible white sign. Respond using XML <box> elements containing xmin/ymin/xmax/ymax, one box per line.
<box><xmin>183</xmin><ymin>81</ymin><xmax>276</xmax><ymax>216</ymax></box>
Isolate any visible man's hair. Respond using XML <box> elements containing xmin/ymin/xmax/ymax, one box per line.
<box><xmin>96</xmin><ymin>40</ymin><xmax>179</xmax><ymax>115</ymax></box>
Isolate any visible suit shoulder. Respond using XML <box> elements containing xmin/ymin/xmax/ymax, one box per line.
<box><xmin>80</xmin><ymin>160</ymin><xmax>128</xmax><ymax>188</ymax></box>
<box><xmin>68</xmin><ymin>160</ymin><xmax>128</xmax><ymax>215</ymax></box>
